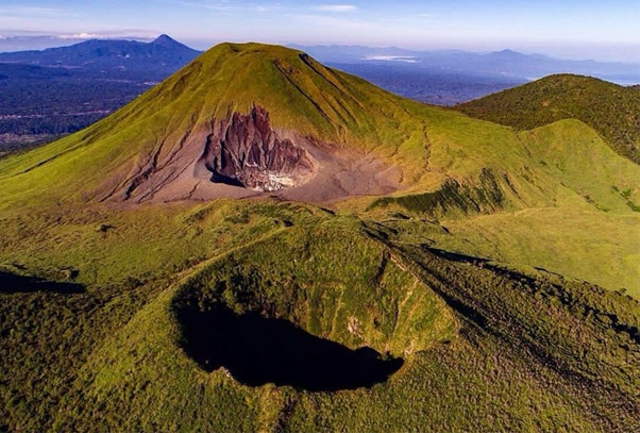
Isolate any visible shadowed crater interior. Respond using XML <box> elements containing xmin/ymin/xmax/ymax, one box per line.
<box><xmin>176</xmin><ymin>303</ymin><xmax>403</xmax><ymax>392</ymax></box>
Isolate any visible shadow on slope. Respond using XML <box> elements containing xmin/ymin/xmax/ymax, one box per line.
<box><xmin>0</xmin><ymin>271</ymin><xmax>85</xmax><ymax>294</ymax></box>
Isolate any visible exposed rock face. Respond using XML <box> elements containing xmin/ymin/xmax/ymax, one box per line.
<box><xmin>101</xmin><ymin>105</ymin><xmax>399</xmax><ymax>203</ymax></box>
<box><xmin>199</xmin><ymin>107</ymin><xmax>316</xmax><ymax>191</ymax></box>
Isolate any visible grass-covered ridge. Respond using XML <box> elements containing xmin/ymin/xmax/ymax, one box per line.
<box><xmin>0</xmin><ymin>45</ymin><xmax>637</xmax><ymax>225</ymax></box>
<box><xmin>362</xmin><ymin>117</ymin><xmax>640</xmax><ymax>293</ymax></box>
<box><xmin>456</xmin><ymin>74</ymin><xmax>640</xmax><ymax>164</ymax></box>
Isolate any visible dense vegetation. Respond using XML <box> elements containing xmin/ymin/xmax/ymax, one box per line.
<box><xmin>456</xmin><ymin>74</ymin><xmax>640</xmax><ymax>164</ymax></box>
<box><xmin>0</xmin><ymin>76</ymin><xmax>154</xmax><ymax>153</ymax></box>
<box><xmin>1</xmin><ymin>202</ymin><xmax>638</xmax><ymax>431</ymax></box>
<box><xmin>0</xmin><ymin>63</ymin><xmax>71</xmax><ymax>80</ymax></box>
<box><xmin>0</xmin><ymin>43</ymin><xmax>638</xmax><ymax>431</ymax></box>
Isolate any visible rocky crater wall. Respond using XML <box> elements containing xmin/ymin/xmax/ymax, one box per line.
<box><xmin>199</xmin><ymin>106</ymin><xmax>316</xmax><ymax>191</ymax></box>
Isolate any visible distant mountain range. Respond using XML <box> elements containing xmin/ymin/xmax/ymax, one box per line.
<box><xmin>0</xmin><ymin>34</ymin><xmax>201</xmax><ymax>76</ymax></box>
<box><xmin>291</xmin><ymin>44</ymin><xmax>640</xmax><ymax>85</ymax></box>
<box><xmin>1</xmin><ymin>36</ymin><xmax>636</xmax><ymax>84</ymax></box>
<box><xmin>0</xmin><ymin>35</ymin><xmax>203</xmax><ymax>154</ymax></box>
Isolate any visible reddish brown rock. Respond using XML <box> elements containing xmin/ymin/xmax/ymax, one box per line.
<box><xmin>199</xmin><ymin>106</ymin><xmax>315</xmax><ymax>191</ymax></box>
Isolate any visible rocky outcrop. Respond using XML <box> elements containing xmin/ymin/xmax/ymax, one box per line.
<box><xmin>199</xmin><ymin>107</ymin><xmax>316</xmax><ymax>191</ymax></box>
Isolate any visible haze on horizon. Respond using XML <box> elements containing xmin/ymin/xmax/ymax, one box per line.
<box><xmin>0</xmin><ymin>0</ymin><xmax>639</xmax><ymax>63</ymax></box>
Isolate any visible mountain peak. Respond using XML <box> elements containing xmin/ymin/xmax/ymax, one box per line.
<box><xmin>10</xmin><ymin>42</ymin><xmax>409</xmax><ymax>203</ymax></box>
<box><xmin>152</xmin><ymin>34</ymin><xmax>180</xmax><ymax>47</ymax></box>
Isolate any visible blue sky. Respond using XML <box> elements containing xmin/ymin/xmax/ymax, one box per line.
<box><xmin>0</xmin><ymin>0</ymin><xmax>639</xmax><ymax>61</ymax></box>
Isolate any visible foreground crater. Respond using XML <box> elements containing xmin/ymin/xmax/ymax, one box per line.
<box><xmin>176</xmin><ymin>303</ymin><xmax>403</xmax><ymax>392</ymax></box>
<box><xmin>170</xmin><ymin>224</ymin><xmax>454</xmax><ymax>392</ymax></box>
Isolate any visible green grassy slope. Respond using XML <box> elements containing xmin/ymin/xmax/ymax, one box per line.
<box><xmin>363</xmin><ymin>115</ymin><xmax>640</xmax><ymax>293</ymax></box>
<box><xmin>456</xmin><ymin>74</ymin><xmax>640</xmax><ymax>164</ymax></box>
<box><xmin>370</xmin><ymin>116</ymin><xmax>640</xmax><ymax>213</ymax></box>
<box><xmin>431</xmin><ymin>208</ymin><xmax>640</xmax><ymax>293</ymax></box>
<box><xmin>1</xmin><ymin>202</ymin><xmax>638</xmax><ymax>432</ymax></box>
<box><xmin>2</xmin><ymin>48</ymin><xmax>637</xmax><ymax>219</ymax></box>
<box><xmin>1</xmin><ymin>43</ymin><xmax>637</xmax><ymax>298</ymax></box>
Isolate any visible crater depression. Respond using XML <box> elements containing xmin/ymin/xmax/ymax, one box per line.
<box><xmin>175</xmin><ymin>302</ymin><xmax>403</xmax><ymax>392</ymax></box>
<box><xmin>170</xmin><ymin>226</ymin><xmax>456</xmax><ymax>392</ymax></box>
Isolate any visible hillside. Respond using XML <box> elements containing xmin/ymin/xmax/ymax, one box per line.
<box><xmin>0</xmin><ymin>43</ymin><xmax>639</xmax><ymax>431</ymax></box>
<box><xmin>456</xmin><ymin>74</ymin><xmax>640</xmax><ymax>164</ymax></box>
<box><xmin>0</xmin><ymin>42</ymin><xmax>437</xmax><ymax>205</ymax></box>
<box><xmin>1</xmin><ymin>202</ymin><xmax>638</xmax><ymax>432</ymax></box>
<box><xmin>1</xmin><ymin>42</ymin><xmax>639</xmax><ymax>288</ymax></box>
<box><xmin>2</xmin><ymin>45</ymin><xmax>638</xmax><ymax>210</ymax></box>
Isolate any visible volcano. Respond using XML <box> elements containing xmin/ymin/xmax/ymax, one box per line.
<box><xmin>0</xmin><ymin>42</ymin><xmax>639</xmax><ymax>432</ymax></box>
<box><xmin>2</xmin><ymin>43</ymin><xmax>415</xmax><ymax>204</ymax></box>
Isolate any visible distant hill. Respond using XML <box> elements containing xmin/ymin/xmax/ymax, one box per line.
<box><xmin>456</xmin><ymin>74</ymin><xmax>640</xmax><ymax>164</ymax></box>
<box><xmin>0</xmin><ymin>34</ymin><xmax>201</xmax><ymax>75</ymax></box>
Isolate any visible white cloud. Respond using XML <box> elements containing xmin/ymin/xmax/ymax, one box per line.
<box><xmin>363</xmin><ymin>55</ymin><xmax>418</xmax><ymax>63</ymax></box>
<box><xmin>57</xmin><ymin>32</ymin><xmax>104</xmax><ymax>40</ymax></box>
<box><xmin>55</xmin><ymin>30</ymin><xmax>160</xmax><ymax>41</ymax></box>
<box><xmin>314</xmin><ymin>5</ymin><xmax>357</xmax><ymax>13</ymax></box>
